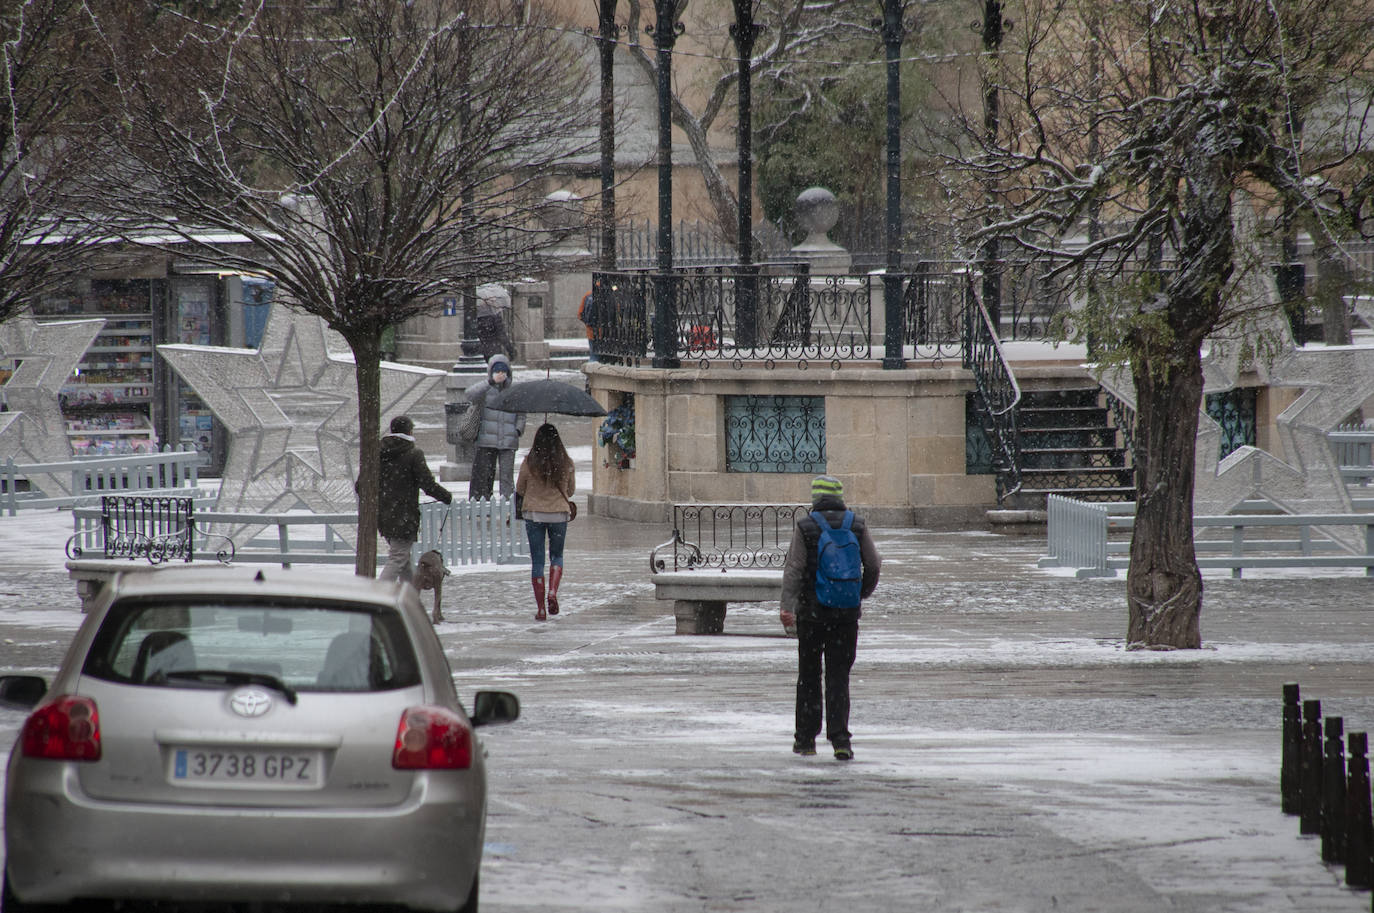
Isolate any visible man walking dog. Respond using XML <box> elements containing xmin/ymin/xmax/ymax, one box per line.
<box><xmin>373</xmin><ymin>415</ymin><xmax>453</xmax><ymax>584</ymax></box>
<box><xmin>780</xmin><ymin>475</ymin><xmax>881</xmax><ymax>761</ymax></box>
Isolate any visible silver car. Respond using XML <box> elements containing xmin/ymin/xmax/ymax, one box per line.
<box><xmin>1</xmin><ymin>565</ymin><xmax>518</xmax><ymax>913</ymax></box>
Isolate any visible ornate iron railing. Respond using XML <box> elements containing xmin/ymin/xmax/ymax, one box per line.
<box><xmin>66</xmin><ymin>495</ymin><xmax>234</xmax><ymax>565</ymax></box>
<box><xmin>901</xmin><ymin>262</ymin><xmax>967</xmax><ymax>364</ymax></box>
<box><xmin>650</xmin><ymin>503</ymin><xmax>806</xmax><ymax>573</ymax></box>
<box><xmin>590</xmin><ymin>265</ymin><xmax>989</xmax><ymax>367</ymax></box>
<box><xmin>962</xmin><ymin>276</ymin><xmax>1022</xmax><ymax>503</ymax></box>
<box><xmin>1105</xmin><ymin>391</ymin><xmax>1137</xmax><ymax>463</ymax></box>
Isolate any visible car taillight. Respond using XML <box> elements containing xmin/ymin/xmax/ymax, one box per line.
<box><xmin>393</xmin><ymin>706</ymin><xmax>472</xmax><ymax>770</ymax></box>
<box><xmin>21</xmin><ymin>695</ymin><xmax>101</xmax><ymax>761</ymax></box>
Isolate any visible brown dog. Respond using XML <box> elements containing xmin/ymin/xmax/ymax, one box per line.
<box><xmin>413</xmin><ymin>549</ymin><xmax>451</xmax><ymax>623</ymax></box>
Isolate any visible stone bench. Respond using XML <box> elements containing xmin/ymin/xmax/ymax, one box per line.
<box><xmin>65</xmin><ymin>495</ymin><xmax>236</xmax><ymax>611</ymax></box>
<box><xmin>67</xmin><ymin>559</ymin><xmax>178</xmax><ymax>613</ymax></box>
<box><xmin>652</xmin><ymin>569</ymin><xmax>785</xmax><ymax>634</ymax></box>
<box><xmin>649</xmin><ymin>503</ymin><xmax>802</xmax><ymax>634</ymax></box>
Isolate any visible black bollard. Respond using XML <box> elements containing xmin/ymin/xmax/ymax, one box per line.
<box><xmin>1301</xmin><ymin>699</ymin><xmax>1323</xmax><ymax>836</ymax></box>
<box><xmin>1283</xmin><ymin>683</ymin><xmax>1303</xmax><ymax>814</ymax></box>
<box><xmin>1323</xmin><ymin>716</ymin><xmax>1347</xmax><ymax>864</ymax></box>
<box><xmin>1347</xmin><ymin>732</ymin><xmax>1372</xmax><ymax>889</ymax></box>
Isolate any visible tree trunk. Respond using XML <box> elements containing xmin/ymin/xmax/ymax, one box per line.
<box><xmin>622</xmin><ymin>0</ymin><xmax>739</xmax><ymax>245</ymax></box>
<box><xmin>675</xmin><ymin>106</ymin><xmax>738</xmax><ymax>246</ymax></box>
<box><xmin>1126</xmin><ymin>341</ymin><xmax>1204</xmax><ymax>649</ymax></box>
<box><xmin>352</xmin><ymin>331</ymin><xmax>383</xmax><ymax>577</ymax></box>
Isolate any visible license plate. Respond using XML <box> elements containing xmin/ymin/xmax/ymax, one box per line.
<box><xmin>171</xmin><ymin>748</ymin><xmax>324</xmax><ymax>788</ymax></box>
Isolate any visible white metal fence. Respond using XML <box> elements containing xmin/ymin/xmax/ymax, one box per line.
<box><xmin>69</xmin><ymin>496</ymin><xmax>529</xmax><ymax>568</ymax></box>
<box><xmin>1041</xmin><ymin>494</ymin><xmax>1374</xmax><ymax>578</ymax></box>
<box><xmin>1331</xmin><ymin>423</ymin><xmax>1374</xmax><ymax>486</ymax></box>
<box><xmin>2</xmin><ymin>448</ymin><xmax>206</xmax><ymax>516</ymax></box>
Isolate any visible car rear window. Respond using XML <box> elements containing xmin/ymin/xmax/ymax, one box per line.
<box><xmin>82</xmin><ymin>597</ymin><xmax>422</xmax><ymax>693</ymax></box>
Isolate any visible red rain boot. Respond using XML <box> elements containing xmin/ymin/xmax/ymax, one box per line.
<box><xmin>532</xmin><ymin>577</ymin><xmax>547</xmax><ymax>621</ymax></box>
<box><xmin>547</xmin><ymin>566</ymin><xmax>563</xmax><ymax>616</ymax></box>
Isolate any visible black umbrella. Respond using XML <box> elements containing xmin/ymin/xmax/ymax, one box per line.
<box><xmin>496</xmin><ymin>378</ymin><xmax>606</xmax><ymax>416</ymax></box>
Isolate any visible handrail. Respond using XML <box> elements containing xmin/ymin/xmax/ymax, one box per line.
<box><xmin>589</xmin><ymin>266</ymin><xmax>966</xmax><ymax>367</ymax></box>
<box><xmin>961</xmin><ymin>273</ymin><xmax>1022</xmax><ymax>502</ymax></box>
<box><xmin>1105</xmin><ymin>391</ymin><xmax>1137</xmax><ymax>460</ymax></box>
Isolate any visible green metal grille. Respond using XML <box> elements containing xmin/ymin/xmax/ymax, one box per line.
<box><xmin>724</xmin><ymin>395</ymin><xmax>825</xmax><ymax>473</ymax></box>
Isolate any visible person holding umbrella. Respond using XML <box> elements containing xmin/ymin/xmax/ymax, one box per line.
<box><xmin>500</xmin><ymin>374</ymin><xmax>605</xmax><ymax>619</ymax></box>
<box><xmin>515</xmin><ymin>423</ymin><xmax>576</xmax><ymax>620</ymax></box>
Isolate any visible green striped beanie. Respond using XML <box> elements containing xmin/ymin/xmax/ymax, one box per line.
<box><xmin>811</xmin><ymin>475</ymin><xmax>843</xmax><ymax>504</ymax></box>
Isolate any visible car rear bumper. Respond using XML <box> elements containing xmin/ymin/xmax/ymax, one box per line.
<box><xmin>4</xmin><ymin>761</ymin><xmax>485</xmax><ymax>911</ymax></box>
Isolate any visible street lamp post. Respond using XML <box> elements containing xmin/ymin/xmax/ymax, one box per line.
<box><xmin>730</xmin><ymin>0</ymin><xmax>762</xmax><ymax>348</ymax></box>
<box><xmin>648</xmin><ymin>0</ymin><xmax>685</xmax><ymax>368</ymax></box>
<box><xmin>597</xmin><ymin>0</ymin><xmax>619</xmax><ymax>272</ymax></box>
<box><xmin>879</xmin><ymin>0</ymin><xmax>906</xmax><ymax>369</ymax></box>
<box><xmin>455</xmin><ymin>27</ymin><xmax>483</xmax><ymax>367</ymax></box>
<box><xmin>979</xmin><ymin>0</ymin><xmax>1004</xmax><ymax>334</ymax></box>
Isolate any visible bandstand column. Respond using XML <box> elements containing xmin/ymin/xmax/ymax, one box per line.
<box><xmin>879</xmin><ymin>0</ymin><xmax>906</xmax><ymax>369</ymax></box>
<box><xmin>650</xmin><ymin>0</ymin><xmax>684</xmax><ymax>368</ymax></box>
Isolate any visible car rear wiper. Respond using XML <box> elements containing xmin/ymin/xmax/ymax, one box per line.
<box><xmin>157</xmin><ymin>669</ymin><xmax>299</xmax><ymax>705</ymax></box>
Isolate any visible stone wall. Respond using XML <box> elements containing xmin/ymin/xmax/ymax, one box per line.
<box><xmin>580</xmin><ymin>361</ymin><xmax>1078</xmax><ymax>527</ymax></box>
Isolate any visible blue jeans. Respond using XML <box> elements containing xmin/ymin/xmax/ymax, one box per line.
<box><xmin>524</xmin><ymin>520</ymin><xmax>567</xmax><ymax>577</ymax></box>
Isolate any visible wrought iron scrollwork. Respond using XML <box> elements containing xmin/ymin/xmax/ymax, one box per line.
<box><xmin>658</xmin><ymin>503</ymin><xmax>807</xmax><ymax>572</ymax></box>
<box><xmin>66</xmin><ymin>496</ymin><xmax>236</xmax><ymax>566</ymax></box>
<box><xmin>724</xmin><ymin>395</ymin><xmax>825</xmax><ymax>473</ymax></box>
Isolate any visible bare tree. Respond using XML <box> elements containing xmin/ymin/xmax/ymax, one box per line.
<box><xmin>0</xmin><ymin>0</ymin><xmax>110</xmax><ymax>324</ymax></box>
<box><xmin>81</xmin><ymin>0</ymin><xmax>595</xmax><ymax>574</ymax></box>
<box><xmin>934</xmin><ymin>0</ymin><xmax>1374</xmax><ymax>647</ymax></box>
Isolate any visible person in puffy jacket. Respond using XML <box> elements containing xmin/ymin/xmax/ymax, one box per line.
<box><xmin>374</xmin><ymin>415</ymin><xmax>453</xmax><ymax>583</ymax></box>
<box><xmin>465</xmin><ymin>353</ymin><xmax>525</xmax><ymax>499</ymax></box>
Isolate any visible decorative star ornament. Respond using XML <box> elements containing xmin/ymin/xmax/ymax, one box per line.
<box><xmin>1209</xmin><ymin>327</ymin><xmax>1374</xmax><ymax>552</ymax></box>
<box><xmin>1098</xmin><ymin>282</ymin><xmax>1372</xmax><ymax>553</ymax></box>
<box><xmin>158</xmin><ymin>305</ymin><xmax>443</xmax><ymax>545</ymax></box>
<box><xmin>0</xmin><ymin>316</ymin><xmax>104</xmax><ymax>498</ymax></box>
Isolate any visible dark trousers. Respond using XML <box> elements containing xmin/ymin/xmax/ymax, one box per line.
<box><xmin>469</xmin><ymin>447</ymin><xmax>515</xmax><ymax>500</ymax></box>
<box><xmin>794</xmin><ymin>616</ymin><xmax>859</xmax><ymax>747</ymax></box>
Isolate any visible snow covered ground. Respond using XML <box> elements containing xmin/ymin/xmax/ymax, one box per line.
<box><xmin>2</xmin><ymin>471</ymin><xmax>1373</xmax><ymax>911</ymax></box>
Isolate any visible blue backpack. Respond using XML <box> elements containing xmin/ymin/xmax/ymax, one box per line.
<box><xmin>811</xmin><ymin>510</ymin><xmax>862</xmax><ymax>609</ymax></box>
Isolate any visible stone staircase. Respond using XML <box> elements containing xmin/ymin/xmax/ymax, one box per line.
<box><xmin>1007</xmin><ymin>387</ymin><xmax>1134</xmax><ymax>507</ymax></box>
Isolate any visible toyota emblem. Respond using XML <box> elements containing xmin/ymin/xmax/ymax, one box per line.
<box><xmin>229</xmin><ymin>688</ymin><xmax>274</xmax><ymax>718</ymax></box>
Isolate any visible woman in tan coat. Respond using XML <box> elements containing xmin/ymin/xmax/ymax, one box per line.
<box><xmin>515</xmin><ymin>423</ymin><xmax>576</xmax><ymax>620</ymax></box>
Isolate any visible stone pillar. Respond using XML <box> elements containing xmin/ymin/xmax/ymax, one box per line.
<box><xmin>539</xmin><ymin>190</ymin><xmax>596</xmax><ymax>342</ymax></box>
<box><xmin>510</xmin><ymin>279</ymin><xmax>551</xmax><ymax>368</ymax></box>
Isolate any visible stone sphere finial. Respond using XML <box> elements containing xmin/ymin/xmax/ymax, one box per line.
<box><xmin>795</xmin><ymin>187</ymin><xmax>839</xmax><ymax>238</ymax></box>
<box><xmin>540</xmin><ymin>189</ymin><xmax>584</xmax><ymax>231</ymax></box>
<box><xmin>789</xmin><ymin>186</ymin><xmax>849</xmax><ymax>273</ymax></box>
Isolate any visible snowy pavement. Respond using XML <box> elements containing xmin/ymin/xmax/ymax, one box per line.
<box><xmin>2</xmin><ymin>488</ymin><xmax>1373</xmax><ymax>911</ymax></box>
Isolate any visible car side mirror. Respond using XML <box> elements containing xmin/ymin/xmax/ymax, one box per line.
<box><xmin>470</xmin><ymin>690</ymin><xmax>519</xmax><ymax>728</ymax></box>
<box><xmin>0</xmin><ymin>674</ymin><xmax>48</xmax><ymax>710</ymax></box>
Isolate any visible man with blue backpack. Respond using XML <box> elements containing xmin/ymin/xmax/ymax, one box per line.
<box><xmin>780</xmin><ymin>475</ymin><xmax>881</xmax><ymax>760</ymax></box>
